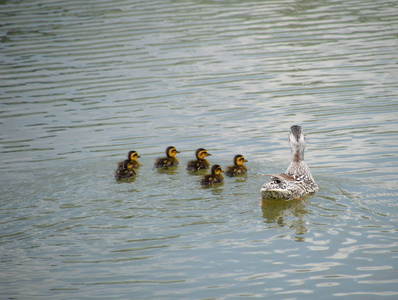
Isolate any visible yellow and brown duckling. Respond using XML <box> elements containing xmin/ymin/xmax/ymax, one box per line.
<box><xmin>115</xmin><ymin>159</ymin><xmax>136</xmax><ymax>179</ymax></box>
<box><xmin>154</xmin><ymin>146</ymin><xmax>180</xmax><ymax>168</ymax></box>
<box><xmin>200</xmin><ymin>164</ymin><xmax>224</xmax><ymax>185</ymax></box>
<box><xmin>186</xmin><ymin>148</ymin><xmax>212</xmax><ymax>171</ymax></box>
<box><xmin>225</xmin><ymin>154</ymin><xmax>248</xmax><ymax>177</ymax></box>
<box><xmin>117</xmin><ymin>150</ymin><xmax>141</xmax><ymax>169</ymax></box>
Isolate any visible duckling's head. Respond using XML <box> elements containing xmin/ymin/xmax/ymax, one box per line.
<box><xmin>166</xmin><ymin>146</ymin><xmax>180</xmax><ymax>158</ymax></box>
<box><xmin>196</xmin><ymin>148</ymin><xmax>211</xmax><ymax>160</ymax></box>
<box><xmin>123</xmin><ymin>159</ymin><xmax>134</xmax><ymax>170</ymax></box>
<box><xmin>233</xmin><ymin>154</ymin><xmax>248</xmax><ymax>166</ymax></box>
<box><xmin>211</xmin><ymin>164</ymin><xmax>224</xmax><ymax>175</ymax></box>
<box><xmin>289</xmin><ymin>125</ymin><xmax>306</xmax><ymax>161</ymax></box>
<box><xmin>128</xmin><ymin>150</ymin><xmax>140</xmax><ymax>161</ymax></box>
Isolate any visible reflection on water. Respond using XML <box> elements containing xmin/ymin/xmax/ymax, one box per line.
<box><xmin>262</xmin><ymin>199</ymin><xmax>309</xmax><ymax>240</ymax></box>
<box><xmin>1</xmin><ymin>0</ymin><xmax>398</xmax><ymax>298</ymax></box>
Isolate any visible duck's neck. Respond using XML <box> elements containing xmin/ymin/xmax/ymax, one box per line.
<box><xmin>287</xmin><ymin>147</ymin><xmax>306</xmax><ymax>177</ymax></box>
<box><xmin>291</xmin><ymin>147</ymin><xmax>304</xmax><ymax>163</ymax></box>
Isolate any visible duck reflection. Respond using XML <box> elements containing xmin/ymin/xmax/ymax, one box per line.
<box><xmin>261</xmin><ymin>199</ymin><xmax>308</xmax><ymax>239</ymax></box>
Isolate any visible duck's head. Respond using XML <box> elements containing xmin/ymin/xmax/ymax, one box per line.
<box><xmin>233</xmin><ymin>154</ymin><xmax>248</xmax><ymax>166</ymax></box>
<box><xmin>123</xmin><ymin>159</ymin><xmax>134</xmax><ymax>170</ymax></box>
<box><xmin>211</xmin><ymin>164</ymin><xmax>224</xmax><ymax>175</ymax></box>
<box><xmin>166</xmin><ymin>146</ymin><xmax>180</xmax><ymax>158</ymax></box>
<box><xmin>289</xmin><ymin>125</ymin><xmax>306</xmax><ymax>161</ymax></box>
<box><xmin>196</xmin><ymin>148</ymin><xmax>211</xmax><ymax>160</ymax></box>
<box><xmin>128</xmin><ymin>150</ymin><xmax>140</xmax><ymax>161</ymax></box>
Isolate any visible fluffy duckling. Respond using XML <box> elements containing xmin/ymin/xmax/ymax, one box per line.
<box><xmin>200</xmin><ymin>164</ymin><xmax>224</xmax><ymax>185</ymax></box>
<box><xmin>225</xmin><ymin>154</ymin><xmax>248</xmax><ymax>177</ymax></box>
<box><xmin>154</xmin><ymin>146</ymin><xmax>180</xmax><ymax>168</ymax></box>
<box><xmin>115</xmin><ymin>160</ymin><xmax>136</xmax><ymax>179</ymax></box>
<box><xmin>117</xmin><ymin>150</ymin><xmax>141</xmax><ymax>169</ymax></box>
<box><xmin>186</xmin><ymin>148</ymin><xmax>212</xmax><ymax>171</ymax></box>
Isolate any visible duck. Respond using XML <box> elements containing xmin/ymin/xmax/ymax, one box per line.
<box><xmin>115</xmin><ymin>159</ymin><xmax>136</xmax><ymax>179</ymax></box>
<box><xmin>225</xmin><ymin>154</ymin><xmax>248</xmax><ymax>177</ymax></box>
<box><xmin>117</xmin><ymin>150</ymin><xmax>141</xmax><ymax>169</ymax></box>
<box><xmin>186</xmin><ymin>148</ymin><xmax>211</xmax><ymax>171</ymax></box>
<box><xmin>200</xmin><ymin>164</ymin><xmax>224</xmax><ymax>185</ymax></box>
<box><xmin>154</xmin><ymin>146</ymin><xmax>180</xmax><ymax>168</ymax></box>
<box><xmin>260</xmin><ymin>125</ymin><xmax>319</xmax><ymax>200</ymax></box>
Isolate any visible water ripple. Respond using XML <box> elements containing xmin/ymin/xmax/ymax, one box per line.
<box><xmin>1</xmin><ymin>0</ymin><xmax>398</xmax><ymax>299</ymax></box>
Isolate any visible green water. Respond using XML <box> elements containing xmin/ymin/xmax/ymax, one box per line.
<box><xmin>1</xmin><ymin>0</ymin><xmax>398</xmax><ymax>299</ymax></box>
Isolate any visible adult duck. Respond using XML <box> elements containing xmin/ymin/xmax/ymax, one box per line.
<box><xmin>260</xmin><ymin>125</ymin><xmax>318</xmax><ymax>200</ymax></box>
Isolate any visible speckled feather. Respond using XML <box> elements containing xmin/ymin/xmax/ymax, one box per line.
<box><xmin>261</xmin><ymin>126</ymin><xmax>318</xmax><ymax>200</ymax></box>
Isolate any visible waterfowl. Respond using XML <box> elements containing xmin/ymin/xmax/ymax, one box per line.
<box><xmin>186</xmin><ymin>148</ymin><xmax>211</xmax><ymax>171</ymax></box>
<box><xmin>117</xmin><ymin>150</ymin><xmax>141</xmax><ymax>169</ymax></box>
<box><xmin>115</xmin><ymin>159</ymin><xmax>136</xmax><ymax>179</ymax></box>
<box><xmin>260</xmin><ymin>125</ymin><xmax>319</xmax><ymax>200</ymax></box>
<box><xmin>154</xmin><ymin>146</ymin><xmax>180</xmax><ymax>168</ymax></box>
<box><xmin>200</xmin><ymin>164</ymin><xmax>224</xmax><ymax>185</ymax></box>
<box><xmin>225</xmin><ymin>154</ymin><xmax>248</xmax><ymax>177</ymax></box>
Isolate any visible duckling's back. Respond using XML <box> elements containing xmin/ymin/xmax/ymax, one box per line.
<box><xmin>115</xmin><ymin>168</ymin><xmax>136</xmax><ymax>179</ymax></box>
<box><xmin>200</xmin><ymin>173</ymin><xmax>223</xmax><ymax>185</ymax></box>
<box><xmin>225</xmin><ymin>165</ymin><xmax>247</xmax><ymax>177</ymax></box>
<box><xmin>154</xmin><ymin>157</ymin><xmax>179</xmax><ymax>168</ymax></box>
<box><xmin>187</xmin><ymin>159</ymin><xmax>210</xmax><ymax>171</ymax></box>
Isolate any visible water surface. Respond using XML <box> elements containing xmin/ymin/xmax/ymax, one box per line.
<box><xmin>1</xmin><ymin>0</ymin><xmax>398</xmax><ymax>299</ymax></box>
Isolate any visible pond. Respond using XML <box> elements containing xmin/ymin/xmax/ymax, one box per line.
<box><xmin>1</xmin><ymin>0</ymin><xmax>398</xmax><ymax>299</ymax></box>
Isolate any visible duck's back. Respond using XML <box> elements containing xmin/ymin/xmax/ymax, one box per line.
<box><xmin>115</xmin><ymin>168</ymin><xmax>136</xmax><ymax>179</ymax></box>
<box><xmin>117</xmin><ymin>160</ymin><xmax>139</xmax><ymax>169</ymax></box>
<box><xmin>225</xmin><ymin>165</ymin><xmax>247</xmax><ymax>177</ymax></box>
<box><xmin>154</xmin><ymin>157</ymin><xmax>178</xmax><ymax>168</ymax></box>
<box><xmin>200</xmin><ymin>174</ymin><xmax>223</xmax><ymax>185</ymax></box>
<box><xmin>187</xmin><ymin>159</ymin><xmax>209</xmax><ymax>171</ymax></box>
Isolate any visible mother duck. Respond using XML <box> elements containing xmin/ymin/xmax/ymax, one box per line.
<box><xmin>261</xmin><ymin>125</ymin><xmax>318</xmax><ymax>200</ymax></box>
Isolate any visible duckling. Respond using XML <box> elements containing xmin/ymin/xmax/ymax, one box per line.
<box><xmin>200</xmin><ymin>164</ymin><xmax>224</xmax><ymax>185</ymax></box>
<box><xmin>225</xmin><ymin>154</ymin><xmax>248</xmax><ymax>177</ymax></box>
<box><xmin>115</xmin><ymin>159</ymin><xmax>136</xmax><ymax>179</ymax></box>
<box><xmin>117</xmin><ymin>150</ymin><xmax>141</xmax><ymax>169</ymax></box>
<box><xmin>186</xmin><ymin>148</ymin><xmax>212</xmax><ymax>171</ymax></box>
<box><xmin>154</xmin><ymin>146</ymin><xmax>180</xmax><ymax>168</ymax></box>
<box><xmin>260</xmin><ymin>125</ymin><xmax>319</xmax><ymax>200</ymax></box>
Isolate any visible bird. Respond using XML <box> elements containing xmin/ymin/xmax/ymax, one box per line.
<box><xmin>154</xmin><ymin>146</ymin><xmax>180</xmax><ymax>168</ymax></box>
<box><xmin>200</xmin><ymin>164</ymin><xmax>224</xmax><ymax>185</ymax></box>
<box><xmin>115</xmin><ymin>159</ymin><xmax>136</xmax><ymax>179</ymax></box>
<box><xmin>260</xmin><ymin>125</ymin><xmax>319</xmax><ymax>200</ymax></box>
<box><xmin>186</xmin><ymin>148</ymin><xmax>212</xmax><ymax>171</ymax></box>
<box><xmin>117</xmin><ymin>150</ymin><xmax>141</xmax><ymax>169</ymax></box>
<box><xmin>225</xmin><ymin>154</ymin><xmax>248</xmax><ymax>177</ymax></box>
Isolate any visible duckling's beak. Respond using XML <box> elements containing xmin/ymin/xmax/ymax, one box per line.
<box><xmin>220</xmin><ymin>169</ymin><xmax>224</xmax><ymax>173</ymax></box>
<box><xmin>137</xmin><ymin>155</ymin><xmax>141</xmax><ymax>158</ymax></box>
<box><xmin>206</xmin><ymin>153</ymin><xmax>212</xmax><ymax>156</ymax></box>
<box><xmin>244</xmin><ymin>159</ymin><xmax>248</xmax><ymax>162</ymax></box>
<box><xmin>176</xmin><ymin>150</ymin><xmax>180</xmax><ymax>153</ymax></box>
